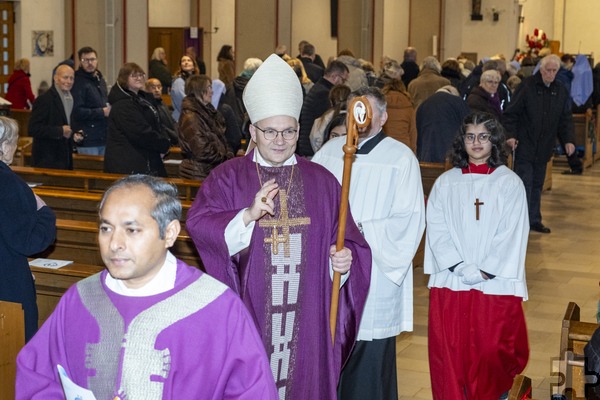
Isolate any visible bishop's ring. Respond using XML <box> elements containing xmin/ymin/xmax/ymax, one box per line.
<box><xmin>261</xmin><ymin>196</ymin><xmax>267</xmax><ymax>203</ymax></box>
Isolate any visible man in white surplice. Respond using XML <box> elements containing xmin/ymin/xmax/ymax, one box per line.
<box><xmin>312</xmin><ymin>86</ymin><xmax>425</xmax><ymax>399</ymax></box>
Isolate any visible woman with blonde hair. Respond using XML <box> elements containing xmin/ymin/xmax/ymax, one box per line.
<box><xmin>287</xmin><ymin>58</ymin><xmax>314</xmax><ymax>95</ymax></box>
<box><xmin>6</xmin><ymin>58</ymin><xmax>36</xmax><ymax>109</ymax></box>
<box><xmin>148</xmin><ymin>47</ymin><xmax>171</xmax><ymax>94</ymax></box>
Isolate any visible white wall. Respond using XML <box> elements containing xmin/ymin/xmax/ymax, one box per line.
<box><xmin>125</xmin><ymin>2</ymin><xmax>148</xmax><ymax>73</ymax></box>
<box><xmin>210</xmin><ymin>0</ymin><xmax>235</xmax><ymax>80</ymax></box>
<box><xmin>16</xmin><ymin>0</ymin><xmax>66</xmax><ymax>94</ymax></box>
<box><xmin>381</xmin><ymin>0</ymin><xmax>409</xmax><ymax>64</ymax></box>
<box><xmin>291</xmin><ymin>0</ymin><xmax>337</xmax><ymax>63</ymax></box>
<box><xmin>148</xmin><ymin>0</ymin><xmax>189</xmax><ymax>27</ymax></box>
<box><xmin>561</xmin><ymin>1</ymin><xmax>600</xmax><ymax>56</ymax></box>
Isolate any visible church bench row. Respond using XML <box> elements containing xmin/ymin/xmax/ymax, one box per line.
<box><xmin>34</xmin><ymin>218</ymin><xmax>202</xmax><ymax>269</ymax></box>
<box><xmin>32</xmin><ymin>187</ymin><xmax>192</xmax><ymax>222</ymax></box>
<box><xmin>12</xmin><ymin>165</ymin><xmax>200</xmax><ymax>200</ymax></box>
<box><xmin>72</xmin><ymin>153</ymin><xmax>181</xmax><ymax>178</ymax></box>
<box><xmin>557</xmin><ymin>302</ymin><xmax>599</xmax><ymax>400</ymax></box>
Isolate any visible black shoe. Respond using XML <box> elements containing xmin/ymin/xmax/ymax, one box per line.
<box><xmin>562</xmin><ymin>169</ymin><xmax>582</xmax><ymax>175</ymax></box>
<box><xmin>530</xmin><ymin>223</ymin><xmax>551</xmax><ymax>233</ymax></box>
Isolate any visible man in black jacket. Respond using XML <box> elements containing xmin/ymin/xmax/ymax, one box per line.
<box><xmin>29</xmin><ymin>65</ymin><xmax>83</xmax><ymax>169</ymax></box>
<box><xmin>503</xmin><ymin>54</ymin><xmax>575</xmax><ymax>234</ymax></box>
<box><xmin>71</xmin><ymin>46</ymin><xmax>110</xmax><ymax>155</ymax></box>
<box><xmin>297</xmin><ymin>61</ymin><xmax>348</xmax><ymax>157</ymax></box>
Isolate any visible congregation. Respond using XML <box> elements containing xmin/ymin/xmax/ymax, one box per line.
<box><xmin>2</xmin><ymin>37</ymin><xmax>600</xmax><ymax>399</ymax></box>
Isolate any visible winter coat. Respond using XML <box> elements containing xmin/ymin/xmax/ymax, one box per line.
<box><xmin>408</xmin><ymin>69</ymin><xmax>451</xmax><ymax>109</ymax></box>
<box><xmin>384</xmin><ymin>90</ymin><xmax>417</xmax><ymax>153</ymax></box>
<box><xmin>28</xmin><ymin>86</ymin><xmax>73</xmax><ymax>169</ymax></box>
<box><xmin>298</xmin><ymin>78</ymin><xmax>334</xmax><ymax>157</ymax></box>
<box><xmin>71</xmin><ymin>68</ymin><xmax>109</xmax><ymax>147</ymax></box>
<box><xmin>104</xmin><ymin>84</ymin><xmax>170</xmax><ymax>176</ymax></box>
<box><xmin>466</xmin><ymin>86</ymin><xmax>502</xmax><ymax>119</ymax></box>
<box><xmin>6</xmin><ymin>70</ymin><xmax>35</xmax><ymax>110</ymax></box>
<box><xmin>502</xmin><ymin>73</ymin><xmax>575</xmax><ymax>163</ymax></box>
<box><xmin>148</xmin><ymin>59</ymin><xmax>172</xmax><ymax>93</ymax></box>
<box><xmin>178</xmin><ymin>95</ymin><xmax>232</xmax><ymax>180</ymax></box>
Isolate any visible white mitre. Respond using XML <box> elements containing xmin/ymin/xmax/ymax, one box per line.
<box><xmin>243</xmin><ymin>53</ymin><xmax>303</xmax><ymax>124</ymax></box>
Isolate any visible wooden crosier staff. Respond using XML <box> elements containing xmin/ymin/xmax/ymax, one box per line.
<box><xmin>330</xmin><ymin>96</ymin><xmax>372</xmax><ymax>344</ymax></box>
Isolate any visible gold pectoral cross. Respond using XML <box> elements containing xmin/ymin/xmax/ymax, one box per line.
<box><xmin>259</xmin><ymin>189</ymin><xmax>311</xmax><ymax>257</ymax></box>
<box><xmin>474</xmin><ymin>198</ymin><xmax>484</xmax><ymax>220</ymax></box>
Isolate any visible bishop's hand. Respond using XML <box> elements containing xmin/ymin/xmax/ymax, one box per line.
<box><xmin>330</xmin><ymin>245</ymin><xmax>352</xmax><ymax>275</ymax></box>
<box><xmin>243</xmin><ymin>179</ymin><xmax>279</xmax><ymax>226</ymax></box>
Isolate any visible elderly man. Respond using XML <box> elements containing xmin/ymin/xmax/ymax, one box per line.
<box><xmin>71</xmin><ymin>46</ymin><xmax>110</xmax><ymax>155</ymax></box>
<box><xmin>503</xmin><ymin>54</ymin><xmax>576</xmax><ymax>233</ymax></box>
<box><xmin>313</xmin><ymin>86</ymin><xmax>425</xmax><ymax>399</ymax></box>
<box><xmin>16</xmin><ymin>175</ymin><xmax>278</xmax><ymax>399</ymax></box>
<box><xmin>186</xmin><ymin>54</ymin><xmax>371</xmax><ymax>400</ymax></box>
<box><xmin>145</xmin><ymin>78</ymin><xmax>178</xmax><ymax>146</ymax></box>
<box><xmin>401</xmin><ymin>47</ymin><xmax>419</xmax><ymax>87</ymax></box>
<box><xmin>407</xmin><ymin>56</ymin><xmax>451</xmax><ymax>109</ymax></box>
<box><xmin>29</xmin><ymin>64</ymin><xmax>82</xmax><ymax>169</ymax></box>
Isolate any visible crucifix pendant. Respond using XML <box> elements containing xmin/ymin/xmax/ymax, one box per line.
<box><xmin>474</xmin><ymin>198</ymin><xmax>484</xmax><ymax>220</ymax></box>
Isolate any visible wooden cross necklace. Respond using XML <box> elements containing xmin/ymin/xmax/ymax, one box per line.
<box><xmin>468</xmin><ymin>165</ymin><xmax>491</xmax><ymax>221</ymax></box>
<box><xmin>255</xmin><ymin>161</ymin><xmax>311</xmax><ymax>256</ymax></box>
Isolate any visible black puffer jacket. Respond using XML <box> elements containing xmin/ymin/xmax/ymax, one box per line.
<box><xmin>104</xmin><ymin>84</ymin><xmax>170</xmax><ymax>176</ymax></box>
<box><xmin>71</xmin><ymin>68</ymin><xmax>109</xmax><ymax>147</ymax></box>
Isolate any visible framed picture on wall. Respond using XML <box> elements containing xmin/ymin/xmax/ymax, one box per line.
<box><xmin>32</xmin><ymin>31</ymin><xmax>54</xmax><ymax>57</ymax></box>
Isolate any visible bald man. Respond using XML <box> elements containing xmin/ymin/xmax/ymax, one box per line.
<box><xmin>29</xmin><ymin>64</ymin><xmax>83</xmax><ymax>169</ymax></box>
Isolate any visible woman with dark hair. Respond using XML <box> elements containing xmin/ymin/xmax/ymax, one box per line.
<box><xmin>217</xmin><ymin>45</ymin><xmax>235</xmax><ymax>87</ymax></box>
<box><xmin>0</xmin><ymin>117</ymin><xmax>56</xmax><ymax>342</ymax></box>
<box><xmin>170</xmin><ymin>55</ymin><xmax>200</xmax><ymax>121</ymax></box>
<box><xmin>425</xmin><ymin>112</ymin><xmax>530</xmax><ymax>400</ymax></box>
<box><xmin>104</xmin><ymin>62</ymin><xmax>171</xmax><ymax>176</ymax></box>
<box><xmin>309</xmin><ymin>84</ymin><xmax>351</xmax><ymax>152</ymax></box>
<box><xmin>178</xmin><ymin>75</ymin><xmax>232</xmax><ymax>180</ymax></box>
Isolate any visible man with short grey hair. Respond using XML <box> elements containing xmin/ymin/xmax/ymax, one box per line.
<box><xmin>17</xmin><ymin>175</ymin><xmax>278</xmax><ymax>399</ymax></box>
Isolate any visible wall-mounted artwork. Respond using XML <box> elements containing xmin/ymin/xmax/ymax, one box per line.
<box><xmin>32</xmin><ymin>31</ymin><xmax>54</xmax><ymax>57</ymax></box>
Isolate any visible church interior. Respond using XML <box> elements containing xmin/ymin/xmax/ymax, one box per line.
<box><xmin>1</xmin><ymin>0</ymin><xmax>599</xmax><ymax>399</ymax></box>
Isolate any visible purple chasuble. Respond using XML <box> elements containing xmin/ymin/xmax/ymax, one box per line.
<box><xmin>16</xmin><ymin>260</ymin><xmax>278</xmax><ymax>400</ymax></box>
<box><xmin>187</xmin><ymin>150</ymin><xmax>372</xmax><ymax>400</ymax></box>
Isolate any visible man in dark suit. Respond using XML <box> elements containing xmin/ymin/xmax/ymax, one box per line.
<box><xmin>29</xmin><ymin>64</ymin><xmax>83</xmax><ymax>169</ymax></box>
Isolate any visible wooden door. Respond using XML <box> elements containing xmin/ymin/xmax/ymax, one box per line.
<box><xmin>409</xmin><ymin>0</ymin><xmax>442</xmax><ymax>63</ymax></box>
<box><xmin>148</xmin><ymin>28</ymin><xmax>185</xmax><ymax>78</ymax></box>
<box><xmin>0</xmin><ymin>2</ymin><xmax>14</xmax><ymax>97</ymax></box>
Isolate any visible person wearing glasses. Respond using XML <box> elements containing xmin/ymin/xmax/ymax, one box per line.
<box><xmin>425</xmin><ymin>112</ymin><xmax>529</xmax><ymax>400</ymax></box>
<box><xmin>467</xmin><ymin>69</ymin><xmax>503</xmax><ymax>119</ymax></box>
<box><xmin>71</xmin><ymin>46</ymin><xmax>110</xmax><ymax>156</ymax></box>
<box><xmin>186</xmin><ymin>54</ymin><xmax>371</xmax><ymax>400</ymax></box>
<box><xmin>104</xmin><ymin>63</ymin><xmax>171</xmax><ymax>176</ymax></box>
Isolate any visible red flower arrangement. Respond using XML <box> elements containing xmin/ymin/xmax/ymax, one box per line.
<box><xmin>525</xmin><ymin>28</ymin><xmax>549</xmax><ymax>55</ymax></box>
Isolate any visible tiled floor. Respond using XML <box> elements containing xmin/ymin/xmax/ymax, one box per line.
<box><xmin>397</xmin><ymin>161</ymin><xmax>600</xmax><ymax>399</ymax></box>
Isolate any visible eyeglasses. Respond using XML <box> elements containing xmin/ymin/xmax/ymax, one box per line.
<box><xmin>253</xmin><ymin>125</ymin><xmax>298</xmax><ymax>141</ymax></box>
<box><xmin>130</xmin><ymin>73</ymin><xmax>146</xmax><ymax>79</ymax></box>
<box><xmin>483</xmin><ymin>80</ymin><xmax>500</xmax><ymax>85</ymax></box>
<box><xmin>81</xmin><ymin>58</ymin><xmax>97</xmax><ymax>64</ymax></box>
<box><xmin>464</xmin><ymin>133</ymin><xmax>491</xmax><ymax>144</ymax></box>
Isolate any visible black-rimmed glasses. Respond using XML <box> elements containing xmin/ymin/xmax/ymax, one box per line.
<box><xmin>254</xmin><ymin>125</ymin><xmax>298</xmax><ymax>141</ymax></box>
<box><xmin>464</xmin><ymin>133</ymin><xmax>491</xmax><ymax>144</ymax></box>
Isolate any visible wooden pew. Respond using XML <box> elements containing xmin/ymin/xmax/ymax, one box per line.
<box><xmin>72</xmin><ymin>152</ymin><xmax>181</xmax><ymax>178</ymax></box>
<box><xmin>0</xmin><ymin>301</ymin><xmax>25</xmax><ymax>400</ymax></box>
<box><xmin>419</xmin><ymin>161</ymin><xmax>450</xmax><ymax>197</ymax></box>
<box><xmin>557</xmin><ymin>302</ymin><xmax>599</xmax><ymax>400</ymax></box>
<box><xmin>573</xmin><ymin>110</ymin><xmax>594</xmax><ymax>169</ymax></box>
<box><xmin>508</xmin><ymin>375</ymin><xmax>533</xmax><ymax>399</ymax></box>
<box><xmin>33</xmin><ymin>187</ymin><xmax>192</xmax><ymax>222</ymax></box>
<box><xmin>10</xmin><ymin>108</ymin><xmax>31</xmax><ymax>136</ymax></box>
<box><xmin>33</xmin><ymin>219</ymin><xmax>202</xmax><ymax>269</ymax></box>
<box><xmin>12</xmin><ymin>166</ymin><xmax>201</xmax><ymax>200</ymax></box>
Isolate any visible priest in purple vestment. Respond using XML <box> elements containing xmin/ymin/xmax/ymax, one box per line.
<box><xmin>186</xmin><ymin>54</ymin><xmax>372</xmax><ymax>400</ymax></box>
<box><xmin>16</xmin><ymin>175</ymin><xmax>277</xmax><ymax>400</ymax></box>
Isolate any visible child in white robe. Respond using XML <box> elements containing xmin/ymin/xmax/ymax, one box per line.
<box><xmin>425</xmin><ymin>112</ymin><xmax>529</xmax><ymax>400</ymax></box>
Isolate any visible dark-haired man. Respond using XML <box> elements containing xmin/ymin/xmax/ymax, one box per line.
<box><xmin>17</xmin><ymin>175</ymin><xmax>278</xmax><ymax>399</ymax></box>
<box><xmin>297</xmin><ymin>60</ymin><xmax>349</xmax><ymax>157</ymax></box>
<box><xmin>71</xmin><ymin>46</ymin><xmax>110</xmax><ymax>155</ymax></box>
